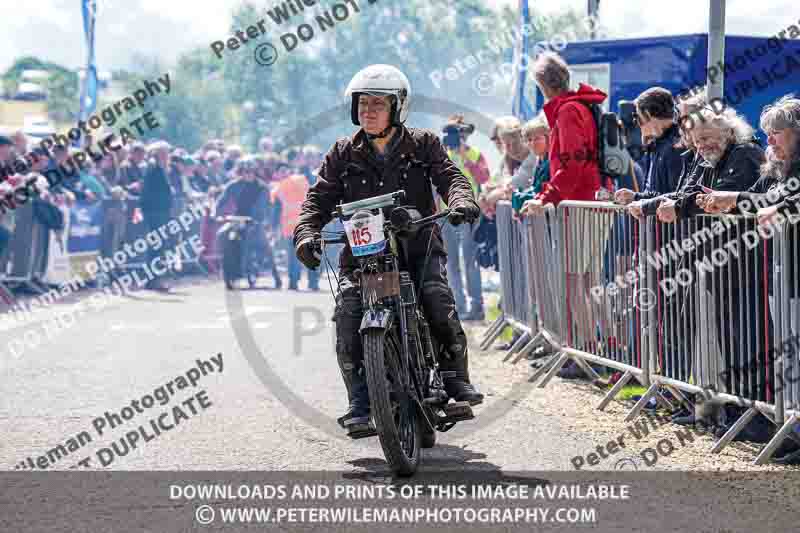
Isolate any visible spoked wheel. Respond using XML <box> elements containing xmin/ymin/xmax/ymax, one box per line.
<box><xmin>246</xmin><ymin>251</ymin><xmax>259</xmax><ymax>289</ymax></box>
<box><xmin>222</xmin><ymin>237</ymin><xmax>241</xmax><ymax>291</ymax></box>
<box><xmin>363</xmin><ymin>329</ymin><xmax>421</xmax><ymax>476</ymax></box>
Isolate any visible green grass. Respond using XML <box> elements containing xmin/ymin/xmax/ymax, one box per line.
<box><xmin>485</xmin><ymin>296</ymin><xmax>513</xmax><ymax>342</ymax></box>
<box><xmin>616</xmin><ymin>385</ymin><xmax>647</xmax><ymax>401</ymax></box>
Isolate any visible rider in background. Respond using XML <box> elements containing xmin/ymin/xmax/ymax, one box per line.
<box><xmin>293</xmin><ymin>64</ymin><xmax>484</xmax><ymax>432</ymax></box>
<box><xmin>215</xmin><ymin>157</ymin><xmax>281</xmax><ymax>288</ymax></box>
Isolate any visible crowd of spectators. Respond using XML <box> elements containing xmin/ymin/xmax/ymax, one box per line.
<box><xmin>2</xmin><ymin>50</ymin><xmax>799</xmax><ymax>445</ymax></box>
<box><xmin>469</xmin><ymin>51</ymin><xmax>800</xmax><ymax>452</ymax></box>
<box><xmin>0</xmin><ymin>130</ymin><xmax>324</xmax><ymax>295</ymax></box>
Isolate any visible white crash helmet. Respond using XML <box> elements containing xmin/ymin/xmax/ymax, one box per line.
<box><xmin>344</xmin><ymin>64</ymin><xmax>411</xmax><ymax>127</ymax></box>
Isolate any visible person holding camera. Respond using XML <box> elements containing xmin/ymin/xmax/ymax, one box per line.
<box><xmin>614</xmin><ymin>87</ymin><xmax>684</xmax><ymax>219</ymax></box>
<box><xmin>440</xmin><ymin>115</ymin><xmax>490</xmax><ymax>321</ymax></box>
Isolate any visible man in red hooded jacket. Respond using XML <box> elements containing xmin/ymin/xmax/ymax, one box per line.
<box><xmin>522</xmin><ymin>52</ymin><xmax>606</xmax><ymax>212</ymax></box>
<box><xmin>522</xmin><ymin>52</ymin><xmax>609</xmax><ymax>379</ymax></box>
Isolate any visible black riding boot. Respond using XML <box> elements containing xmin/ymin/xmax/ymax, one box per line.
<box><xmin>333</xmin><ymin>277</ymin><xmax>372</xmax><ymax>429</ymax></box>
<box><xmin>337</xmin><ymin>364</ymin><xmax>371</xmax><ymax>431</ymax></box>
<box><xmin>419</xmin><ymin>265</ymin><xmax>484</xmax><ymax>407</ymax></box>
<box><xmin>440</xmin><ymin>343</ymin><xmax>484</xmax><ymax>406</ymax></box>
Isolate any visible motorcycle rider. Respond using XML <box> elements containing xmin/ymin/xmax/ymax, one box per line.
<box><xmin>215</xmin><ymin>157</ymin><xmax>281</xmax><ymax>288</ymax></box>
<box><xmin>293</xmin><ymin>64</ymin><xmax>484</xmax><ymax>433</ymax></box>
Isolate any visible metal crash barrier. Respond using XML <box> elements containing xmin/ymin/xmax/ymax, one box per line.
<box><xmin>0</xmin><ymin>202</ymin><xmax>50</xmax><ymax>296</ymax></box>
<box><xmin>479</xmin><ymin>202</ymin><xmax>534</xmax><ymax>356</ymax></box>
<box><xmin>0</xmin><ymin>197</ymin><xmax>224</xmax><ymax>303</ymax></box>
<box><xmin>509</xmin><ymin>204</ymin><xmax>563</xmax><ymax>366</ymax></box>
<box><xmin>483</xmin><ymin>200</ymin><xmax>800</xmax><ymax>464</ymax></box>
<box><xmin>755</xmin><ymin>217</ymin><xmax>800</xmax><ymax>463</ymax></box>
<box><xmin>530</xmin><ymin>202</ymin><xmax>653</xmax><ymax>411</ymax></box>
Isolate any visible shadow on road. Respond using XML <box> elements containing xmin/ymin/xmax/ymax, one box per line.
<box><xmin>344</xmin><ymin>445</ymin><xmax>550</xmax><ymax>488</ymax></box>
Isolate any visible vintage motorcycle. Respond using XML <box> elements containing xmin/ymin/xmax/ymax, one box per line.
<box><xmin>218</xmin><ymin>215</ymin><xmax>260</xmax><ymax>290</ymax></box>
<box><xmin>317</xmin><ymin>190</ymin><xmax>475</xmax><ymax>476</ymax></box>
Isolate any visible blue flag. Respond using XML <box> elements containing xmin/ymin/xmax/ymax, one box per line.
<box><xmin>79</xmin><ymin>0</ymin><xmax>99</xmax><ymax>125</ymax></box>
<box><xmin>512</xmin><ymin>0</ymin><xmax>536</xmax><ymax>121</ymax></box>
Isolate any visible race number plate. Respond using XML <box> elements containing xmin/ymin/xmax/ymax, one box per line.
<box><xmin>344</xmin><ymin>211</ymin><xmax>386</xmax><ymax>256</ymax></box>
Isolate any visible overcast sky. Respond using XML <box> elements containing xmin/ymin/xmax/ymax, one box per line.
<box><xmin>0</xmin><ymin>0</ymin><xmax>795</xmax><ymax>73</ymax></box>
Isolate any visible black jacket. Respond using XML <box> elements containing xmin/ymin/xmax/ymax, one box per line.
<box><xmin>675</xmin><ymin>141</ymin><xmax>765</xmax><ymax>218</ymax></box>
<box><xmin>640</xmin><ymin>148</ymin><xmax>702</xmax><ymax>216</ymax></box>
<box><xmin>736</xmin><ymin>160</ymin><xmax>800</xmax><ymax>298</ymax></box>
<box><xmin>736</xmin><ymin>159</ymin><xmax>800</xmax><ymax>215</ymax></box>
<box><xmin>294</xmin><ymin>126</ymin><xmax>478</xmax><ymax>269</ymax></box>
<box><xmin>634</xmin><ymin>124</ymin><xmax>684</xmax><ymax>204</ymax></box>
<box><xmin>139</xmin><ymin>160</ymin><xmax>173</xmax><ymax>214</ymax></box>
<box><xmin>120</xmin><ymin>161</ymin><xmax>145</xmax><ymax>188</ymax></box>
<box><xmin>664</xmin><ymin>142</ymin><xmax>764</xmax><ymax>292</ymax></box>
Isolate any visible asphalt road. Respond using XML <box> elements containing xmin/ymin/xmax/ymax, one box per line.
<box><xmin>0</xmin><ymin>274</ymin><xmax>593</xmax><ymax>472</ymax></box>
<box><xmin>2</xmin><ymin>274</ymin><xmax>800</xmax><ymax>533</ymax></box>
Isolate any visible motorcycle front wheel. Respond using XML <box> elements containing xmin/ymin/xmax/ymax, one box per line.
<box><xmin>222</xmin><ymin>237</ymin><xmax>242</xmax><ymax>290</ymax></box>
<box><xmin>363</xmin><ymin>329</ymin><xmax>421</xmax><ymax>476</ymax></box>
<box><xmin>246</xmin><ymin>250</ymin><xmax>259</xmax><ymax>289</ymax></box>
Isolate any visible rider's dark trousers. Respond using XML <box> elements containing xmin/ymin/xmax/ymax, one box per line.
<box><xmin>333</xmin><ymin>252</ymin><xmax>472</xmax><ymax>402</ymax></box>
<box><xmin>243</xmin><ymin>224</ymin><xmax>279</xmax><ymax>282</ymax></box>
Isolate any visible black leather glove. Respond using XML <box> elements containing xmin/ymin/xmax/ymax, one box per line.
<box><xmin>448</xmin><ymin>202</ymin><xmax>480</xmax><ymax>226</ymax></box>
<box><xmin>295</xmin><ymin>237</ymin><xmax>321</xmax><ymax>269</ymax></box>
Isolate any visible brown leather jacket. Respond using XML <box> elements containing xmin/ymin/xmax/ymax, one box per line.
<box><xmin>294</xmin><ymin>126</ymin><xmax>478</xmax><ymax>269</ymax></box>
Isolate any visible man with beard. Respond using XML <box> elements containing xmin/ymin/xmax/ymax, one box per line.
<box><xmin>700</xmin><ymin>95</ymin><xmax>800</xmax><ymax>222</ymax></box>
<box><xmin>672</xmin><ymin>107</ymin><xmax>768</xmax><ymax>406</ymax></box>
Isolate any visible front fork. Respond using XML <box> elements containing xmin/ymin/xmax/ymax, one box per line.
<box><xmin>399</xmin><ymin>273</ymin><xmax>448</xmax><ymax>409</ymax></box>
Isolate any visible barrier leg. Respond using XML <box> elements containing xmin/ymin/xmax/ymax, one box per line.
<box><xmin>572</xmin><ymin>356</ymin><xmax>602</xmax><ymax>382</ymax></box>
<box><xmin>479</xmin><ymin>316</ymin><xmax>506</xmax><ymax>350</ymax></box>
<box><xmin>0</xmin><ymin>282</ymin><xmax>14</xmax><ymax>305</ymax></box>
<box><xmin>528</xmin><ymin>352</ymin><xmax>560</xmax><ymax>384</ymax></box>
<box><xmin>711</xmin><ymin>406</ymin><xmax>757</xmax><ymax>454</ymax></box>
<box><xmin>479</xmin><ymin>316</ymin><xmax>507</xmax><ymax>351</ymax></box>
<box><xmin>510</xmin><ymin>334</ymin><xmax>542</xmax><ymax>364</ymax></box>
<box><xmin>597</xmin><ymin>370</ymin><xmax>634</xmax><ymax>411</ymax></box>
<box><xmin>625</xmin><ymin>383</ymin><xmax>660</xmax><ymax>422</ymax></box>
<box><xmin>655</xmin><ymin>389</ymin><xmax>676</xmax><ymax>411</ymax></box>
<box><xmin>24</xmin><ymin>280</ymin><xmax>45</xmax><ymax>295</ymax></box>
<box><xmin>762</xmin><ymin>412</ymin><xmax>800</xmax><ymax>448</ymax></box>
<box><xmin>503</xmin><ymin>331</ymin><xmax>531</xmax><ymax>362</ymax></box>
<box><xmin>663</xmin><ymin>385</ymin><xmax>693</xmax><ymax>414</ymax></box>
<box><xmin>755</xmin><ymin>413</ymin><xmax>799</xmax><ymax>465</ymax></box>
<box><xmin>538</xmin><ymin>352</ymin><xmax>571</xmax><ymax>388</ymax></box>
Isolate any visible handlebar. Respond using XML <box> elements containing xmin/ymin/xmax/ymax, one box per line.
<box><xmin>413</xmin><ymin>209</ymin><xmax>450</xmax><ymax>227</ymax></box>
<box><xmin>320</xmin><ymin>234</ymin><xmax>348</xmax><ymax>246</ymax></box>
<box><xmin>316</xmin><ymin>208</ymin><xmax>451</xmax><ymax>247</ymax></box>
<box><xmin>217</xmin><ymin>215</ymin><xmax>254</xmax><ymax>223</ymax></box>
